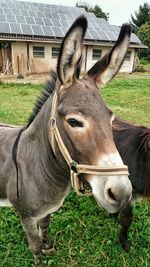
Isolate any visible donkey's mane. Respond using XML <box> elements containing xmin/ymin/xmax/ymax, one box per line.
<box><xmin>27</xmin><ymin>70</ymin><xmax>57</xmax><ymax>126</ymax></box>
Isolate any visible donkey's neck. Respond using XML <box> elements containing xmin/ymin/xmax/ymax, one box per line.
<box><xmin>20</xmin><ymin>94</ymin><xmax>70</xmax><ymax>190</ymax></box>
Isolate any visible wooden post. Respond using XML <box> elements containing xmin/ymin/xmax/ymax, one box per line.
<box><xmin>17</xmin><ymin>55</ymin><xmax>20</xmax><ymax>75</ymax></box>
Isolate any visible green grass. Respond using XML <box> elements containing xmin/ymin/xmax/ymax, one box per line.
<box><xmin>140</xmin><ymin>59</ymin><xmax>150</xmax><ymax>67</ymax></box>
<box><xmin>0</xmin><ymin>75</ymin><xmax>150</xmax><ymax>267</ymax></box>
<box><xmin>103</xmin><ymin>77</ymin><xmax>150</xmax><ymax>127</ymax></box>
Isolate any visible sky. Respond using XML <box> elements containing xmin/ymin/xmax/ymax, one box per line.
<box><xmin>18</xmin><ymin>0</ymin><xmax>150</xmax><ymax>25</ymax></box>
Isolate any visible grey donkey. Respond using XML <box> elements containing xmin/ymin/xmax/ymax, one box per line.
<box><xmin>0</xmin><ymin>16</ymin><xmax>132</xmax><ymax>266</ymax></box>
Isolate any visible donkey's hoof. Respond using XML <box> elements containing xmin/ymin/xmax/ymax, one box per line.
<box><xmin>42</xmin><ymin>247</ymin><xmax>55</xmax><ymax>256</ymax></box>
<box><xmin>42</xmin><ymin>242</ymin><xmax>53</xmax><ymax>250</ymax></box>
<box><xmin>121</xmin><ymin>241</ymin><xmax>131</xmax><ymax>252</ymax></box>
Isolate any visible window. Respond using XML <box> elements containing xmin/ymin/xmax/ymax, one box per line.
<box><xmin>33</xmin><ymin>46</ymin><xmax>45</xmax><ymax>58</ymax></box>
<box><xmin>52</xmin><ymin>47</ymin><xmax>60</xmax><ymax>58</ymax></box>
<box><xmin>92</xmin><ymin>49</ymin><xmax>102</xmax><ymax>60</ymax></box>
<box><xmin>125</xmin><ymin>51</ymin><xmax>131</xmax><ymax>61</ymax></box>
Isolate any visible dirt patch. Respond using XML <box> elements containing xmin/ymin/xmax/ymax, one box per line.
<box><xmin>0</xmin><ymin>73</ymin><xmax>50</xmax><ymax>84</ymax></box>
<box><xmin>0</xmin><ymin>71</ymin><xmax>150</xmax><ymax>85</ymax></box>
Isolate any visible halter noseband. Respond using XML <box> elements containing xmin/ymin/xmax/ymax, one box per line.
<box><xmin>50</xmin><ymin>91</ymin><xmax>129</xmax><ymax>196</ymax></box>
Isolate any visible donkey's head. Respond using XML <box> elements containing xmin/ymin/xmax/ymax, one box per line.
<box><xmin>52</xmin><ymin>16</ymin><xmax>132</xmax><ymax>213</ymax></box>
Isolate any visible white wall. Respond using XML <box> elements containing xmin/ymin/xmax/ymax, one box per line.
<box><xmin>28</xmin><ymin>42</ymin><xmax>60</xmax><ymax>73</ymax></box>
<box><xmin>85</xmin><ymin>45</ymin><xmax>135</xmax><ymax>73</ymax></box>
<box><xmin>11</xmin><ymin>42</ymin><xmax>28</xmax><ymax>75</ymax></box>
<box><xmin>11</xmin><ymin>42</ymin><xmax>136</xmax><ymax>75</ymax></box>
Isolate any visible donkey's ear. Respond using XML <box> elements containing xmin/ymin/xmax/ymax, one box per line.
<box><xmin>87</xmin><ymin>24</ymin><xmax>131</xmax><ymax>88</ymax></box>
<box><xmin>57</xmin><ymin>16</ymin><xmax>87</xmax><ymax>86</ymax></box>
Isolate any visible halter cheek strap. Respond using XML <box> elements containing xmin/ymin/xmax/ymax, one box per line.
<box><xmin>50</xmin><ymin>91</ymin><xmax>129</xmax><ymax>196</ymax></box>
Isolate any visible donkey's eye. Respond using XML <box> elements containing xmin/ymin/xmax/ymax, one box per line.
<box><xmin>67</xmin><ymin>118</ymin><xmax>83</xmax><ymax>128</ymax></box>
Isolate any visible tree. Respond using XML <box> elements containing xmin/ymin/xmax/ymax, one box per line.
<box><xmin>76</xmin><ymin>2</ymin><xmax>109</xmax><ymax>21</ymax></box>
<box><xmin>89</xmin><ymin>5</ymin><xmax>109</xmax><ymax>21</ymax></box>
<box><xmin>130</xmin><ymin>2</ymin><xmax>150</xmax><ymax>33</ymax></box>
<box><xmin>138</xmin><ymin>22</ymin><xmax>150</xmax><ymax>47</ymax></box>
<box><xmin>137</xmin><ymin>23</ymin><xmax>150</xmax><ymax>60</ymax></box>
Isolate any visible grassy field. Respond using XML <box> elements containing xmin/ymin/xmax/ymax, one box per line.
<box><xmin>0</xmin><ymin>74</ymin><xmax>150</xmax><ymax>267</ymax></box>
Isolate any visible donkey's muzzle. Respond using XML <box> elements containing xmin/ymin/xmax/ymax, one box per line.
<box><xmin>89</xmin><ymin>174</ymin><xmax>132</xmax><ymax>214</ymax></box>
<box><xmin>104</xmin><ymin>176</ymin><xmax>132</xmax><ymax>213</ymax></box>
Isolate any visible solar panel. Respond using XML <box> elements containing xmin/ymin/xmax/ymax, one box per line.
<box><xmin>96</xmin><ymin>17</ymin><xmax>108</xmax><ymax>24</ymax></box>
<box><xmin>37</xmin><ymin>12</ymin><xmax>44</xmax><ymax>18</ymax></box>
<box><xmin>61</xmin><ymin>27</ymin><xmax>68</xmax><ymax>35</ymax></box>
<box><xmin>111</xmin><ymin>31</ymin><xmax>118</xmax><ymax>39</ymax></box>
<box><xmin>51</xmin><ymin>13</ymin><xmax>60</xmax><ymax>20</ymax></box>
<box><xmin>52</xmin><ymin>26</ymin><xmax>63</xmax><ymax>37</ymax></box>
<box><xmin>65</xmin><ymin>13</ymin><xmax>73</xmax><ymax>20</ymax></box>
<box><xmin>131</xmin><ymin>33</ymin><xmax>141</xmax><ymax>43</ymax></box>
<box><xmin>0</xmin><ymin>14</ymin><xmax>6</xmax><ymax>22</ymax></box>
<box><xmin>59</xmin><ymin>14</ymin><xmax>66</xmax><ymax>20</ymax></box>
<box><xmin>32</xmin><ymin>25</ymin><xmax>44</xmax><ymax>36</ymax></box>
<box><xmin>105</xmin><ymin>31</ymin><xmax>116</xmax><ymax>41</ymax></box>
<box><xmin>38</xmin><ymin>7</ymin><xmax>45</xmax><ymax>12</ymax></box>
<box><xmin>1</xmin><ymin>3</ymin><xmax>8</xmax><ymax>9</ymax></box>
<box><xmin>0</xmin><ymin>0</ymin><xmax>141</xmax><ymax>45</ymax></box>
<box><xmin>44</xmin><ymin>12</ymin><xmax>53</xmax><ymax>19</ymax></box>
<box><xmin>16</xmin><ymin>15</ymin><xmax>25</xmax><ymax>24</ymax></box>
<box><xmin>0</xmin><ymin>22</ymin><xmax>10</xmax><ymax>33</ymax></box>
<box><xmin>29</xmin><ymin>11</ymin><xmax>37</xmax><ymax>17</ymax></box>
<box><xmin>25</xmin><ymin>16</ymin><xmax>35</xmax><ymax>25</ymax></box>
<box><xmin>91</xmin><ymin>23</ymin><xmax>101</xmax><ymax>30</ymax></box>
<box><xmin>20</xmin><ymin>10</ymin><xmax>29</xmax><ymax>16</ymax></box>
<box><xmin>3</xmin><ymin>8</ymin><xmax>12</xmax><ymax>14</ymax></box>
<box><xmin>34</xmin><ymin>17</ymin><xmax>44</xmax><ymax>26</ymax></box>
<box><xmin>10</xmin><ymin>23</ymin><xmax>22</xmax><ymax>34</ymax></box>
<box><xmin>51</xmin><ymin>19</ymin><xmax>61</xmax><ymax>27</ymax></box>
<box><xmin>12</xmin><ymin>9</ymin><xmax>20</xmax><ymax>16</ymax></box>
<box><xmin>42</xmin><ymin>25</ymin><xmax>55</xmax><ymax>36</ymax></box>
<box><xmin>21</xmin><ymin>24</ymin><xmax>33</xmax><ymax>35</ymax></box>
<box><xmin>85</xmin><ymin>31</ymin><xmax>93</xmax><ymax>40</ymax></box>
<box><xmin>59</xmin><ymin>20</ymin><xmax>69</xmax><ymax>27</ymax></box>
<box><xmin>89</xmin><ymin>30</ymin><xmax>99</xmax><ymax>40</ymax></box>
<box><xmin>98</xmin><ymin>31</ymin><xmax>110</xmax><ymax>41</ymax></box>
<box><xmin>6</xmin><ymin>14</ymin><xmax>16</xmax><ymax>23</ymax></box>
<box><xmin>67</xmin><ymin>20</ymin><xmax>74</xmax><ymax>26</ymax></box>
<box><xmin>43</xmin><ymin>18</ymin><xmax>53</xmax><ymax>26</ymax></box>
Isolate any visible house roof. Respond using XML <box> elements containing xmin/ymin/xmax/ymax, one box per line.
<box><xmin>0</xmin><ymin>0</ymin><xmax>145</xmax><ymax>48</ymax></box>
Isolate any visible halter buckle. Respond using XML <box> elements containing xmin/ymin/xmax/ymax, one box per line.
<box><xmin>50</xmin><ymin>117</ymin><xmax>56</xmax><ymax>127</ymax></box>
<box><xmin>70</xmin><ymin>161</ymin><xmax>78</xmax><ymax>173</ymax></box>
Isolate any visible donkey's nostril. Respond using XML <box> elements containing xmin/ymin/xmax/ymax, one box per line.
<box><xmin>108</xmin><ymin>188</ymin><xmax>117</xmax><ymax>201</ymax></box>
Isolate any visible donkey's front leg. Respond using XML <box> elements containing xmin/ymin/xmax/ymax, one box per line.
<box><xmin>38</xmin><ymin>214</ymin><xmax>55</xmax><ymax>256</ymax></box>
<box><xmin>21</xmin><ymin>217</ymin><xmax>43</xmax><ymax>267</ymax></box>
<box><xmin>119</xmin><ymin>204</ymin><xmax>133</xmax><ymax>252</ymax></box>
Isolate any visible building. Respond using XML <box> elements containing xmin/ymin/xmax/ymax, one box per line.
<box><xmin>0</xmin><ymin>0</ymin><xmax>146</xmax><ymax>75</ymax></box>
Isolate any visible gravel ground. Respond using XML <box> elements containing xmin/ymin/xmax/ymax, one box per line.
<box><xmin>0</xmin><ymin>71</ymin><xmax>149</xmax><ymax>85</ymax></box>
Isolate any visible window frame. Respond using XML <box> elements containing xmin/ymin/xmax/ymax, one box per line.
<box><xmin>125</xmin><ymin>51</ymin><xmax>131</xmax><ymax>61</ymax></box>
<box><xmin>92</xmin><ymin>49</ymin><xmax>102</xmax><ymax>60</ymax></box>
<box><xmin>52</xmin><ymin>47</ymin><xmax>60</xmax><ymax>58</ymax></box>
<box><xmin>33</xmin><ymin>46</ymin><xmax>45</xmax><ymax>58</ymax></box>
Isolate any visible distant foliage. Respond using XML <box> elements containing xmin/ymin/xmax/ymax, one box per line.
<box><xmin>130</xmin><ymin>2</ymin><xmax>150</xmax><ymax>33</ymax></box>
<box><xmin>138</xmin><ymin>22</ymin><xmax>150</xmax><ymax>47</ymax></box>
<box><xmin>76</xmin><ymin>2</ymin><xmax>109</xmax><ymax>21</ymax></box>
<box><xmin>130</xmin><ymin>2</ymin><xmax>150</xmax><ymax>61</ymax></box>
<box><xmin>138</xmin><ymin>22</ymin><xmax>150</xmax><ymax>61</ymax></box>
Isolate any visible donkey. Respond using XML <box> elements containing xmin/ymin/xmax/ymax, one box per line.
<box><xmin>113</xmin><ymin>117</ymin><xmax>150</xmax><ymax>252</ymax></box>
<box><xmin>0</xmin><ymin>17</ymin><xmax>132</xmax><ymax>266</ymax></box>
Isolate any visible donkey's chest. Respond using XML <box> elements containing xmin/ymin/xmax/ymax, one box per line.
<box><xmin>32</xmin><ymin>184</ymin><xmax>71</xmax><ymax>220</ymax></box>
<box><xmin>34</xmin><ymin>197</ymin><xmax>65</xmax><ymax>221</ymax></box>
